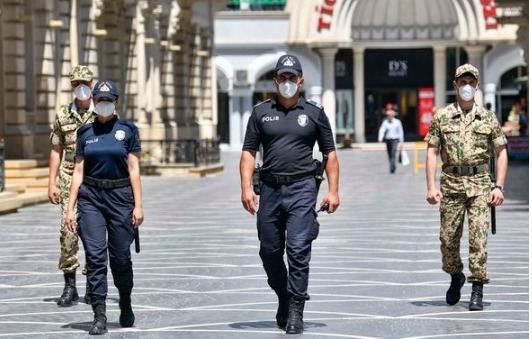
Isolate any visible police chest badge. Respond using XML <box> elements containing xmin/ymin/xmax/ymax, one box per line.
<box><xmin>115</xmin><ymin>130</ymin><xmax>126</xmax><ymax>141</ymax></box>
<box><xmin>297</xmin><ymin>114</ymin><xmax>308</xmax><ymax>127</ymax></box>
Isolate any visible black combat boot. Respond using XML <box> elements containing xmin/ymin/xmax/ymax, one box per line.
<box><xmin>89</xmin><ymin>301</ymin><xmax>107</xmax><ymax>335</ymax></box>
<box><xmin>84</xmin><ymin>281</ymin><xmax>91</xmax><ymax>305</ymax></box>
<box><xmin>119</xmin><ymin>293</ymin><xmax>135</xmax><ymax>327</ymax></box>
<box><xmin>285</xmin><ymin>296</ymin><xmax>305</xmax><ymax>334</ymax></box>
<box><xmin>469</xmin><ymin>282</ymin><xmax>484</xmax><ymax>311</ymax></box>
<box><xmin>275</xmin><ymin>290</ymin><xmax>289</xmax><ymax>329</ymax></box>
<box><xmin>446</xmin><ymin>272</ymin><xmax>465</xmax><ymax>305</ymax></box>
<box><xmin>57</xmin><ymin>272</ymin><xmax>79</xmax><ymax>307</ymax></box>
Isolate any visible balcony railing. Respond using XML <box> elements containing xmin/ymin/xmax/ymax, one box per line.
<box><xmin>140</xmin><ymin>139</ymin><xmax>220</xmax><ymax>167</ymax></box>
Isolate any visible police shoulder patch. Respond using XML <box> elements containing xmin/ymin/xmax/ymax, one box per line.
<box><xmin>306</xmin><ymin>99</ymin><xmax>323</xmax><ymax>110</ymax></box>
<box><xmin>253</xmin><ymin>98</ymin><xmax>271</xmax><ymax>108</ymax></box>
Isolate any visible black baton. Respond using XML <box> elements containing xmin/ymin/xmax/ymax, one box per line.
<box><xmin>489</xmin><ymin>148</ymin><xmax>496</xmax><ymax>235</ymax></box>
<box><xmin>134</xmin><ymin>228</ymin><xmax>140</xmax><ymax>253</ymax></box>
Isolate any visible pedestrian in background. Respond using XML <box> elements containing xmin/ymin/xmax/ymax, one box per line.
<box><xmin>66</xmin><ymin>80</ymin><xmax>144</xmax><ymax>335</ymax></box>
<box><xmin>378</xmin><ymin>107</ymin><xmax>404</xmax><ymax>173</ymax></box>
<box><xmin>48</xmin><ymin>65</ymin><xmax>95</xmax><ymax>307</ymax></box>
<box><xmin>425</xmin><ymin>64</ymin><xmax>507</xmax><ymax>311</ymax></box>
<box><xmin>240</xmin><ymin>54</ymin><xmax>339</xmax><ymax>334</ymax></box>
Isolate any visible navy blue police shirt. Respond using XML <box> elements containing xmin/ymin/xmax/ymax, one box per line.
<box><xmin>242</xmin><ymin>96</ymin><xmax>335</xmax><ymax>176</ymax></box>
<box><xmin>76</xmin><ymin>116</ymin><xmax>141</xmax><ymax>179</ymax></box>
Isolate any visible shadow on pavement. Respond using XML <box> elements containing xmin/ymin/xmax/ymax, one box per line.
<box><xmin>62</xmin><ymin>321</ymin><xmax>122</xmax><ymax>332</ymax></box>
<box><xmin>411</xmin><ymin>300</ymin><xmax>491</xmax><ymax>308</ymax></box>
<box><xmin>229</xmin><ymin>321</ymin><xmax>326</xmax><ymax>330</ymax></box>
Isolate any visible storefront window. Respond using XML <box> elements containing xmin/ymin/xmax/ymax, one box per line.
<box><xmin>445</xmin><ymin>47</ymin><xmax>467</xmax><ymax>103</ymax></box>
<box><xmin>226</xmin><ymin>0</ymin><xmax>286</xmax><ymax>11</ymax></box>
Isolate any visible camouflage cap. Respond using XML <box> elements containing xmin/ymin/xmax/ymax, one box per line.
<box><xmin>455</xmin><ymin>64</ymin><xmax>479</xmax><ymax>80</ymax></box>
<box><xmin>69</xmin><ymin>65</ymin><xmax>93</xmax><ymax>82</ymax></box>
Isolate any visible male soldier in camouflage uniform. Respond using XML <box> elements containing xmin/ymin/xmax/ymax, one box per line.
<box><xmin>48</xmin><ymin>65</ymin><xmax>95</xmax><ymax>306</ymax></box>
<box><xmin>425</xmin><ymin>64</ymin><xmax>508</xmax><ymax>311</ymax></box>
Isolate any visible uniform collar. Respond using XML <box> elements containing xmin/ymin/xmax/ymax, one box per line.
<box><xmin>271</xmin><ymin>95</ymin><xmax>305</xmax><ymax>110</ymax></box>
<box><xmin>452</xmin><ymin>102</ymin><xmax>482</xmax><ymax>119</ymax></box>
<box><xmin>70</xmin><ymin>100</ymin><xmax>94</xmax><ymax>115</ymax></box>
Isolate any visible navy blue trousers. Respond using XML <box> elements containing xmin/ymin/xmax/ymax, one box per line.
<box><xmin>77</xmin><ymin>184</ymin><xmax>135</xmax><ymax>302</ymax></box>
<box><xmin>257</xmin><ymin>177</ymin><xmax>319</xmax><ymax>298</ymax></box>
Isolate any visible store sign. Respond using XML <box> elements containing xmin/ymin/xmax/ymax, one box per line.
<box><xmin>481</xmin><ymin>0</ymin><xmax>498</xmax><ymax>29</ymax></box>
<box><xmin>365</xmin><ymin>49</ymin><xmax>433</xmax><ymax>88</ymax></box>
<box><xmin>389</xmin><ymin>60</ymin><xmax>408</xmax><ymax>77</ymax></box>
<box><xmin>418</xmin><ymin>87</ymin><xmax>434</xmax><ymax>137</ymax></box>
<box><xmin>316</xmin><ymin>0</ymin><xmax>336</xmax><ymax>32</ymax></box>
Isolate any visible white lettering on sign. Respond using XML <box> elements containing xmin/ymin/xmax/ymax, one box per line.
<box><xmin>262</xmin><ymin>116</ymin><xmax>280</xmax><ymax>123</ymax></box>
<box><xmin>388</xmin><ymin>60</ymin><xmax>408</xmax><ymax>77</ymax></box>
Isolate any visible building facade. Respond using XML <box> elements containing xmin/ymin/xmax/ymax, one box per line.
<box><xmin>0</xmin><ymin>0</ymin><xmax>220</xmax><ymax>160</ymax></box>
<box><xmin>215</xmin><ymin>0</ymin><xmax>527</xmax><ymax>147</ymax></box>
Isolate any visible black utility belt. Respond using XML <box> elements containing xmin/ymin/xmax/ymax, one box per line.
<box><xmin>260</xmin><ymin>171</ymin><xmax>314</xmax><ymax>185</ymax></box>
<box><xmin>442</xmin><ymin>164</ymin><xmax>489</xmax><ymax>176</ymax></box>
<box><xmin>83</xmin><ymin>176</ymin><xmax>131</xmax><ymax>189</ymax></box>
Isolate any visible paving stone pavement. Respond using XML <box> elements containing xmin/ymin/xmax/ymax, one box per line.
<box><xmin>0</xmin><ymin>150</ymin><xmax>528</xmax><ymax>339</ymax></box>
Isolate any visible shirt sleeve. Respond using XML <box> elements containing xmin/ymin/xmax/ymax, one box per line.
<box><xmin>127</xmin><ymin>124</ymin><xmax>141</xmax><ymax>153</ymax></box>
<box><xmin>378</xmin><ymin>122</ymin><xmax>385</xmax><ymax>142</ymax></box>
<box><xmin>316</xmin><ymin>109</ymin><xmax>336</xmax><ymax>154</ymax></box>
<box><xmin>424</xmin><ymin>113</ymin><xmax>441</xmax><ymax>146</ymax></box>
<box><xmin>242</xmin><ymin>110</ymin><xmax>261</xmax><ymax>151</ymax></box>
<box><xmin>75</xmin><ymin>129</ymin><xmax>85</xmax><ymax>159</ymax></box>
<box><xmin>490</xmin><ymin>113</ymin><xmax>507</xmax><ymax>149</ymax></box>
<box><xmin>49</xmin><ymin>115</ymin><xmax>64</xmax><ymax>146</ymax></box>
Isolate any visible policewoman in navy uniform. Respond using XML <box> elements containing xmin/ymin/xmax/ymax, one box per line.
<box><xmin>66</xmin><ymin>80</ymin><xmax>144</xmax><ymax>335</ymax></box>
<box><xmin>240</xmin><ymin>54</ymin><xmax>340</xmax><ymax>334</ymax></box>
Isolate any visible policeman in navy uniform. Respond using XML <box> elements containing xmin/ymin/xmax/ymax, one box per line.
<box><xmin>240</xmin><ymin>54</ymin><xmax>340</xmax><ymax>334</ymax></box>
<box><xmin>66</xmin><ymin>80</ymin><xmax>144</xmax><ymax>335</ymax></box>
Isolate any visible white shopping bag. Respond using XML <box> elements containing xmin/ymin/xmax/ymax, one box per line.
<box><xmin>400</xmin><ymin>149</ymin><xmax>410</xmax><ymax>166</ymax></box>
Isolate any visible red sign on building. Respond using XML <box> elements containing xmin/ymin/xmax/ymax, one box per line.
<box><xmin>418</xmin><ymin>87</ymin><xmax>434</xmax><ymax>137</ymax></box>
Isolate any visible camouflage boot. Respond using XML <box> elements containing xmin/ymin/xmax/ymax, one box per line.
<box><xmin>57</xmin><ymin>272</ymin><xmax>79</xmax><ymax>307</ymax></box>
<box><xmin>469</xmin><ymin>282</ymin><xmax>484</xmax><ymax>311</ymax></box>
<box><xmin>446</xmin><ymin>272</ymin><xmax>465</xmax><ymax>305</ymax></box>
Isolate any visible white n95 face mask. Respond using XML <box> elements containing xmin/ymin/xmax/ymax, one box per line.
<box><xmin>95</xmin><ymin>101</ymin><xmax>115</xmax><ymax>117</ymax></box>
<box><xmin>74</xmin><ymin>84</ymin><xmax>92</xmax><ymax>100</ymax></box>
<box><xmin>458</xmin><ymin>85</ymin><xmax>476</xmax><ymax>102</ymax></box>
<box><xmin>279</xmin><ymin>81</ymin><xmax>298</xmax><ymax>99</ymax></box>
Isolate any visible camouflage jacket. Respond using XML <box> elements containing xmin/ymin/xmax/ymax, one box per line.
<box><xmin>425</xmin><ymin>103</ymin><xmax>507</xmax><ymax>197</ymax></box>
<box><xmin>50</xmin><ymin>101</ymin><xmax>95</xmax><ymax>173</ymax></box>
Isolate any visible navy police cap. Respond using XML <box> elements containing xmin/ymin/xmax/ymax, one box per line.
<box><xmin>92</xmin><ymin>80</ymin><xmax>119</xmax><ymax>101</ymax></box>
<box><xmin>275</xmin><ymin>54</ymin><xmax>303</xmax><ymax>76</ymax></box>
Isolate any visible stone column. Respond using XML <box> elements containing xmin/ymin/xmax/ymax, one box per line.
<box><xmin>135</xmin><ymin>1</ymin><xmax>149</xmax><ymax>140</ymax></box>
<box><xmin>484</xmin><ymin>82</ymin><xmax>498</xmax><ymax>118</ymax></box>
<box><xmin>318</xmin><ymin>48</ymin><xmax>338</xmax><ymax>140</ymax></box>
<box><xmin>353</xmin><ymin>47</ymin><xmax>365</xmax><ymax>143</ymax></box>
<box><xmin>465</xmin><ymin>45</ymin><xmax>486</xmax><ymax>105</ymax></box>
<box><xmin>433</xmin><ymin>46</ymin><xmax>446</xmax><ymax>109</ymax></box>
<box><xmin>148</xmin><ymin>5</ymin><xmax>165</xmax><ymax>145</ymax></box>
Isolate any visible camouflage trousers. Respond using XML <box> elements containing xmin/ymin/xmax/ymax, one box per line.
<box><xmin>58</xmin><ymin>171</ymin><xmax>86</xmax><ymax>274</ymax></box>
<box><xmin>440</xmin><ymin>193</ymin><xmax>490</xmax><ymax>283</ymax></box>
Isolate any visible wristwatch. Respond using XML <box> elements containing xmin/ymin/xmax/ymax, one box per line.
<box><xmin>492</xmin><ymin>185</ymin><xmax>504</xmax><ymax>192</ymax></box>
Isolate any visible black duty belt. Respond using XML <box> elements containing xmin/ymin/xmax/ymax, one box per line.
<box><xmin>260</xmin><ymin>171</ymin><xmax>314</xmax><ymax>185</ymax></box>
<box><xmin>442</xmin><ymin>164</ymin><xmax>489</xmax><ymax>176</ymax></box>
<box><xmin>83</xmin><ymin>176</ymin><xmax>131</xmax><ymax>189</ymax></box>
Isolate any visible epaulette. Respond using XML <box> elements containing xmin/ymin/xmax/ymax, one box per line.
<box><xmin>253</xmin><ymin>98</ymin><xmax>271</xmax><ymax>108</ymax></box>
<box><xmin>306</xmin><ymin>99</ymin><xmax>323</xmax><ymax>109</ymax></box>
<box><xmin>56</xmin><ymin>105</ymin><xmax>72</xmax><ymax>119</ymax></box>
<box><xmin>117</xmin><ymin>119</ymin><xmax>138</xmax><ymax>132</ymax></box>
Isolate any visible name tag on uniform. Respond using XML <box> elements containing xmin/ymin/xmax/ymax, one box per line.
<box><xmin>86</xmin><ymin>138</ymin><xmax>99</xmax><ymax>145</ymax></box>
<box><xmin>262</xmin><ymin>116</ymin><xmax>279</xmax><ymax>123</ymax></box>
